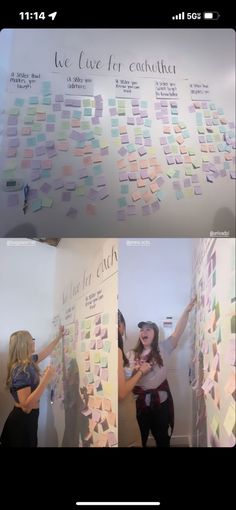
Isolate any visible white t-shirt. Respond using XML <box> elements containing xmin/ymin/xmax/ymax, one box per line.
<box><xmin>127</xmin><ymin>336</ymin><xmax>176</xmax><ymax>404</ymax></box>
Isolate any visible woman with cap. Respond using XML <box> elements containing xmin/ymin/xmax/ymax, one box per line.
<box><xmin>130</xmin><ymin>297</ymin><xmax>196</xmax><ymax>447</ymax></box>
<box><xmin>118</xmin><ymin>310</ymin><xmax>151</xmax><ymax>447</ymax></box>
<box><xmin>0</xmin><ymin>326</ymin><xmax>64</xmax><ymax>447</ymax></box>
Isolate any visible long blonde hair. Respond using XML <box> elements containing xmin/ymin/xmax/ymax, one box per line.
<box><xmin>6</xmin><ymin>330</ymin><xmax>40</xmax><ymax>388</ymax></box>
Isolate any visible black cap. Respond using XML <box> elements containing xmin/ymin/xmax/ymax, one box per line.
<box><xmin>138</xmin><ymin>321</ymin><xmax>159</xmax><ymax>331</ymax></box>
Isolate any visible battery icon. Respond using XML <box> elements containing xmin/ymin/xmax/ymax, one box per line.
<box><xmin>203</xmin><ymin>11</ymin><xmax>220</xmax><ymax>20</ymax></box>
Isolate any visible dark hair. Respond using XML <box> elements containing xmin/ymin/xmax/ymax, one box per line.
<box><xmin>118</xmin><ymin>310</ymin><xmax>126</xmax><ymax>329</ymax></box>
<box><xmin>118</xmin><ymin>331</ymin><xmax>129</xmax><ymax>367</ymax></box>
<box><xmin>134</xmin><ymin>327</ymin><xmax>163</xmax><ymax>367</ymax></box>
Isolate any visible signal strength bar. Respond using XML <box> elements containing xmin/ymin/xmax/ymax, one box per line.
<box><xmin>172</xmin><ymin>12</ymin><xmax>185</xmax><ymax>20</ymax></box>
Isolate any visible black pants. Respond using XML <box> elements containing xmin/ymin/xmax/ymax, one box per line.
<box><xmin>0</xmin><ymin>407</ymin><xmax>39</xmax><ymax>447</ymax></box>
<box><xmin>136</xmin><ymin>399</ymin><xmax>171</xmax><ymax>447</ymax></box>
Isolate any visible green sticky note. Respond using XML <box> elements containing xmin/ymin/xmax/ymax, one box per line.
<box><xmin>47</xmin><ymin>114</ymin><xmax>56</xmax><ymax>123</ymax></box>
<box><xmin>83</xmin><ymin>99</ymin><xmax>91</xmax><ymax>107</ymax></box>
<box><xmin>60</xmin><ymin>121</ymin><xmax>70</xmax><ymax>130</ymax></box>
<box><xmin>188</xmin><ymin>147</ymin><xmax>195</xmax><ymax>156</ymax></box>
<box><xmin>103</xmin><ymin>340</ymin><xmax>111</xmax><ymax>352</ymax></box>
<box><xmin>9</xmin><ymin>107</ymin><xmax>20</xmax><ymax>115</ymax></box>
<box><xmin>121</xmin><ymin>184</ymin><xmax>129</xmax><ymax>194</ymax></box>
<box><xmin>31</xmin><ymin>123</ymin><xmax>42</xmax><ymax>131</ymax></box>
<box><xmin>27</xmin><ymin>137</ymin><xmax>36</xmax><ymax>147</ymax></box>
<box><xmin>118</xmin><ymin>197</ymin><xmax>127</xmax><ymax>208</ymax></box>
<box><xmin>14</xmin><ymin>98</ymin><xmax>24</xmax><ymax>107</ymax></box>
<box><xmin>84</xmin><ymin>108</ymin><xmax>92</xmax><ymax>116</ymax></box>
<box><xmin>56</xmin><ymin>131</ymin><xmax>67</xmax><ymax>140</ymax></box>
<box><xmin>42</xmin><ymin>197</ymin><xmax>53</xmax><ymax>208</ymax></box>
<box><xmin>94</xmin><ymin>126</ymin><xmax>102</xmax><ymax>136</ymax></box>
<box><xmin>76</xmin><ymin>186</ymin><xmax>85</xmax><ymax>196</ymax></box>
<box><xmin>102</xmin><ymin>313</ymin><xmax>109</xmax><ymax>325</ymax></box>
<box><xmin>93</xmin><ymin>164</ymin><xmax>102</xmax><ymax>175</ymax></box>
<box><xmin>81</xmin><ymin>121</ymin><xmax>90</xmax><ymax>130</ymax></box>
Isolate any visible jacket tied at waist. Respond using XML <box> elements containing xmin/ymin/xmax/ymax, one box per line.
<box><xmin>133</xmin><ymin>378</ymin><xmax>174</xmax><ymax>436</ymax></box>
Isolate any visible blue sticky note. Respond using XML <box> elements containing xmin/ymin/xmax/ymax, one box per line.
<box><xmin>121</xmin><ymin>184</ymin><xmax>129</xmax><ymax>194</ymax></box>
<box><xmin>15</xmin><ymin>98</ymin><xmax>24</xmax><ymax>107</ymax></box>
<box><xmin>92</xmin><ymin>139</ymin><xmax>100</xmax><ymax>149</ymax></box>
<box><xmin>93</xmin><ymin>164</ymin><xmax>102</xmax><ymax>175</ymax></box>
<box><xmin>118</xmin><ymin>197</ymin><xmax>127</xmax><ymax>208</ymax></box>
<box><xmin>85</xmin><ymin>176</ymin><xmax>94</xmax><ymax>186</ymax></box>
<box><xmin>111</xmin><ymin>118</ymin><xmax>119</xmax><ymax>127</ymax></box>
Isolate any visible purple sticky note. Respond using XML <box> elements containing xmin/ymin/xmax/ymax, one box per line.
<box><xmin>46</xmin><ymin>140</ymin><xmax>55</xmax><ymax>149</ymax></box>
<box><xmin>156</xmin><ymin>176</ymin><xmax>164</xmax><ymax>187</ymax></box>
<box><xmin>121</xmin><ymin>134</ymin><xmax>129</xmax><ymax>144</ymax></box>
<box><xmin>55</xmin><ymin>94</ymin><xmax>64</xmax><ymax>102</ymax></box>
<box><xmin>66</xmin><ymin>207</ymin><xmax>78</xmax><ymax>218</ymax></box>
<box><xmin>175</xmin><ymin>156</ymin><xmax>183</xmax><ymax>164</ymax></box>
<box><xmin>138</xmin><ymin>147</ymin><xmax>147</xmax><ymax>157</ymax></box>
<box><xmin>160</xmin><ymin>137</ymin><xmax>167</xmax><ymax>145</ymax></box>
<box><xmin>191</xmin><ymin>175</ymin><xmax>199</xmax><ymax>184</ymax></box>
<box><xmin>194</xmin><ymin>186</ymin><xmax>203</xmax><ymax>195</ymax></box>
<box><xmin>230</xmin><ymin>171</ymin><xmax>236</xmax><ymax>179</ymax></box>
<box><xmin>54</xmin><ymin>179</ymin><xmax>64</xmax><ymax>189</ymax></box>
<box><xmin>127</xmin><ymin>204</ymin><xmax>136</xmax><ymax>215</ymax></box>
<box><xmin>151</xmin><ymin>200</ymin><xmax>160</xmax><ymax>212</ymax></box>
<box><xmin>142</xmin><ymin>205</ymin><xmax>151</xmax><ymax>216</ymax></box>
<box><xmin>8</xmin><ymin>116</ymin><xmax>18</xmax><ymax>125</ymax></box>
<box><xmin>127</xmin><ymin>117</ymin><xmax>134</xmax><ymax>125</ymax></box>
<box><xmin>140</xmin><ymin>110</ymin><xmax>148</xmax><ymax>118</ymax></box>
<box><xmin>9</xmin><ymin>138</ymin><xmax>20</xmax><ymax>148</ymax></box>
<box><xmin>31</xmin><ymin>160</ymin><xmax>41</xmax><ymax>170</ymax></box>
<box><xmin>99</xmin><ymin>187</ymin><xmax>109</xmax><ymax>200</ymax></box>
<box><xmin>7</xmin><ymin>127</ymin><xmax>17</xmax><ymax>136</ymax></box>
<box><xmin>167</xmin><ymin>156</ymin><xmax>175</xmax><ymax>165</ymax></box>
<box><xmin>61</xmin><ymin>110</ymin><xmax>71</xmax><ymax>119</ymax></box>
<box><xmin>79</xmin><ymin>168</ymin><xmax>88</xmax><ymax>179</ymax></box>
<box><xmin>132</xmin><ymin>99</ymin><xmax>139</xmax><ymax>106</ymax></box>
<box><xmin>140</xmin><ymin>169</ymin><xmax>149</xmax><ymax>179</ymax></box>
<box><xmin>28</xmin><ymin>189</ymin><xmax>38</xmax><ymax>200</ymax></box>
<box><xmin>117</xmin><ymin>209</ymin><xmax>126</xmax><ymax>221</ymax></box>
<box><xmin>136</xmin><ymin>117</ymin><xmax>143</xmax><ymax>125</ymax></box>
<box><xmin>132</xmin><ymin>107</ymin><xmax>140</xmax><ymax>116</ymax></box>
<box><xmin>47</xmin><ymin>149</ymin><xmax>57</xmax><ymax>158</ymax></box>
<box><xmin>128</xmin><ymin>172</ymin><xmax>137</xmax><ymax>181</ymax></box>
<box><xmin>7</xmin><ymin>194</ymin><xmax>19</xmax><ymax>206</ymax></box>
<box><xmin>46</xmin><ymin>124</ymin><xmax>55</xmax><ymax>132</ymax></box>
<box><xmin>198</xmin><ymin>136</ymin><xmax>205</xmax><ymax>143</ymax></box>
<box><xmin>188</xmin><ymin>105</ymin><xmax>195</xmax><ymax>113</ymax></box>
<box><xmin>119</xmin><ymin>171</ymin><xmax>128</xmax><ymax>182</ymax></box>
<box><xmin>87</xmin><ymin>188</ymin><xmax>99</xmax><ymax>201</ymax></box>
<box><xmin>52</xmin><ymin>103</ymin><xmax>61</xmax><ymax>112</ymax></box>
<box><xmin>100</xmin><ymin>147</ymin><xmax>109</xmax><ymax>156</ymax></box>
<box><xmin>70</xmin><ymin>130</ymin><xmax>80</xmax><ymax>141</ymax></box>
<box><xmin>95</xmin><ymin>175</ymin><xmax>106</xmax><ymax>187</ymax></box>
<box><xmin>109</xmin><ymin>107</ymin><xmax>117</xmax><ymax>116</ymax></box>
<box><xmin>173</xmin><ymin>181</ymin><xmax>181</xmax><ymax>191</ymax></box>
<box><xmin>40</xmin><ymin>182</ymin><xmax>51</xmax><ymax>193</ymax></box>
<box><xmin>135</xmin><ymin>136</ymin><xmax>143</xmax><ymax>145</ymax></box>
<box><xmin>206</xmin><ymin>175</ymin><xmax>215</xmax><ymax>183</ymax></box>
<box><xmin>65</xmin><ymin>182</ymin><xmax>76</xmax><ymax>191</ymax></box>
<box><xmin>220</xmin><ymin>169</ymin><xmax>227</xmax><ymax>177</ymax></box>
<box><xmin>164</xmin><ymin>145</ymin><xmax>171</xmax><ymax>154</ymax></box>
<box><xmin>184</xmin><ymin>178</ymin><xmax>191</xmax><ymax>188</ymax></box>
<box><xmin>119</xmin><ymin>147</ymin><xmax>127</xmax><ymax>157</ymax></box>
<box><xmin>92</xmin><ymin>117</ymin><xmax>100</xmax><ymax>125</ymax></box>
<box><xmin>62</xmin><ymin>191</ymin><xmax>71</xmax><ymax>202</ymax></box>
<box><xmin>31</xmin><ymin>170</ymin><xmax>41</xmax><ymax>181</ymax></box>
<box><xmin>35</xmin><ymin>145</ymin><xmax>46</xmax><ymax>156</ymax></box>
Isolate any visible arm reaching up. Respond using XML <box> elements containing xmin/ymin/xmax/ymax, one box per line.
<box><xmin>37</xmin><ymin>326</ymin><xmax>64</xmax><ymax>363</ymax></box>
<box><xmin>171</xmin><ymin>296</ymin><xmax>197</xmax><ymax>348</ymax></box>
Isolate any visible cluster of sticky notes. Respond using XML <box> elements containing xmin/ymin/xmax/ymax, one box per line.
<box><xmin>190</xmin><ymin>101</ymin><xmax>235</xmax><ymax>184</ymax></box>
<box><xmin>4</xmin><ymin>89</ymin><xmax>110</xmax><ymax>217</ymax></box>
<box><xmin>108</xmin><ymin>97</ymin><xmax>165</xmax><ymax>220</ymax></box>
<box><xmin>79</xmin><ymin>312</ymin><xmax>116</xmax><ymax>447</ymax></box>
<box><xmin>155</xmin><ymin>100</ymin><xmax>204</xmax><ymax>199</ymax></box>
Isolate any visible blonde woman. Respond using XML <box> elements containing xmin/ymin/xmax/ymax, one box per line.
<box><xmin>0</xmin><ymin>327</ymin><xmax>64</xmax><ymax>447</ymax></box>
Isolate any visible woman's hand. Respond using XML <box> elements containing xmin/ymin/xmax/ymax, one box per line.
<box><xmin>185</xmin><ymin>296</ymin><xmax>197</xmax><ymax>313</ymax></box>
<box><xmin>57</xmin><ymin>325</ymin><xmax>64</xmax><ymax>340</ymax></box>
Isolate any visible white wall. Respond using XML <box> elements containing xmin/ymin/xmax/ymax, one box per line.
<box><xmin>0</xmin><ymin>238</ymin><xmax>56</xmax><ymax>446</ymax></box>
<box><xmin>118</xmin><ymin>238</ymin><xmax>193</xmax><ymax>445</ymax></box>
<box><xmin>0</xmin><ymin>29</ymin><xmax>235</xmax><ymax>237</ymax></box>
<box><xmin>50</xmin><ymin>238</ymin><xmax>118</xmax><ymax>447</ymax></box>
